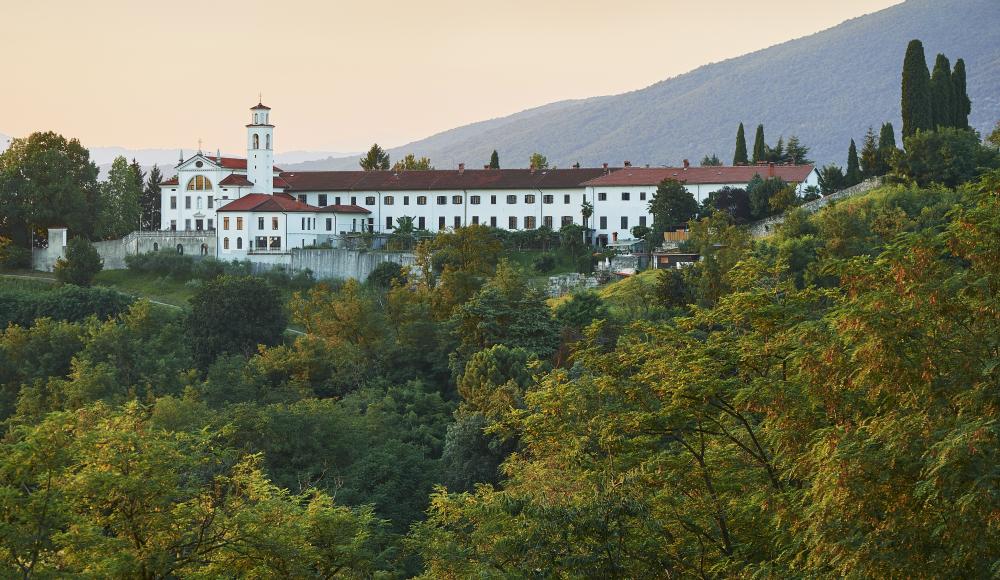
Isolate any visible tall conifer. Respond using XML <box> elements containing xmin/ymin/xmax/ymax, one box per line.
<box><xmin>489</xmin><ymin>150</ymin><xmax>500</xmax><ymax>169</ymax></box>
<box><xmin>878</xmin><ymin>123</ymin><xmax>898</xmax><ymax>174</ymax></box>
<box><xmin>751</xmin><ymin>124</ymin><xmax>766</xmax><ymax>164</ymax></box>
<box><xmin>952</xmin><ymin>58</ymin><xmax>971</xmax><ymax>129</ymax></box>
<box><xmin>930</xmin><ymin>53</ymin><xmax>955</xmax><ymax>128</ymax></box>
<box><xmin>733</xmin><ymin>123</ymin><xmax>748</xmax><ymax>165</ymax></box>
<box><xmin>845</xmin><ymin>139</ymin><xmax>862</xmax><ymax>186</ymax></box>
<box><xmin>901</xmin><ymin>39</ymin><xmax>932</xmax><ymax>139</ymax></box>
<box><xmin>859</xmin><ymin>128</ymin><xmax>880</xmax><ymax>178</ymax></box>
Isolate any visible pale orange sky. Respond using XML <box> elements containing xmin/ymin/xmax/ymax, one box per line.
<box><xmin>1</xmin><ymin>0</ymin><xmax>903</xmax><ymax>153</ymax></box>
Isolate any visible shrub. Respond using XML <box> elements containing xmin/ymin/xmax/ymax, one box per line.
<box><xmin>54</xmin><ymin>237</ymin><xmax>103</xmax><ymax>286</ymax></box>
<box><xmin>367</xmin><ymin>261</ymin><xmax>404</xmax><ymax>289</ymax></box>
<box><xmin>532</xmin><ymin>254</ymin><xmax>556</xmax><ymax>273</ymax></box>
<box><xmin>0</xmin><ymin>238</ymin><xmax>31</xmax><ymax>270</ymax></box>
<box><xmin>0</xmin><ymin>284</ymin><xmax>133</xmax><ymax>327</ymax></box>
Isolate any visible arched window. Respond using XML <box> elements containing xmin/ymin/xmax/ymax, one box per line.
<box><xmin>201</xmin><ymin>243</ymin><xmax>208</xmax><ymax>256</ymax></box>
<box><xmin>236</xmin><ymin>237</ymin><xmax>243</xmax><ymax>249</ymax></box>
<box><xmin>153</xmin><ymin>242</ymin><xmax>159</xmax><ymax>252</ymax></box>
<box><xmin>266</xmin><ymin>134</ymin><xmax>270</xmax><ymax>150</ymax></box>
<box><xmin>223</xmin><ymin>237</ymin><xmax>230</xmax><ymax>250</ymax></box>
<box><xmin>177</xmin><ymin>244</ymin><xmax>184</xmax><ymax>255</ymax></box>
<box><xmin>186</xmin><ymin>175</ymin><xmax>213</xmax><ymax>191</ymax></box>
<box><xmin>254</xmin><ymin>113</ymin><xmax>259</xmax><ymax>124</ymax></box>
<box><xmin>253</xmin><ymin>134</ymin><xmax>259</xmax><ymax>149</ymax></box>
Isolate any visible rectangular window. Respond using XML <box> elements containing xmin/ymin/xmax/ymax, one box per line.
<box><xmin>403</xmin><ymin>196</ymin><xmax>410</xmax><ymax>205</ymax></box>
<box><xmin>236</xmin><ymin>217</ymin><xmax>244</xmax><ymax>230</ymax></box>
<box><xmin>223</xmin><ymin>237</ymin><xmax>229</xmax><ymax>250</ymax></box>
<box><xmin>185</xmin><ymin>196</ymin><xmax>191</xmax><ymax>209</ymax></box>
<box><xmin>384</xmin><ymin>196</ymin><xmax>394</xmax><ymax>205</ymax></box>
<box><xmin>470</xmin><ymin>195</ymin><xmax>480</xmax><ymax>205</ymax></box>
<box><xmin>506</xmin><ymin>195</ymin><xmax>516</xmax><ymax>204</ymax></box>
<box><xmin>621</xmin><ymin>216</ymin><xmax>628</xmax><ymax>229</ymax></box>
<box><xmin>561</xmin><ymin>216</ymin><xmax>573</xmax><ymax>226</ymax></box>
<box><xmin>452</xmin><ymin>195</ymin><xmax>462</xmax><ymax>205</ymax></box>
<box><xmin>170</xmin><ymin>220</ymin><xmax>176</xmax><ymax>230</ymax></box>
<box><xmin>640</xmin><ymin>192</ymin><xmax>647</xmax><ymax>201</ymax></box>
<box><xmin>508</xmin><ymin>216</ymin><xmax>518</xmax><ymax>229</ymax></box>
<box><xmin>272</xmin><ymin>217</ymin><xmax>279</xmax><ymax>230</ymax></box>
<box><xmin>335</xmin><ymin>197</ymin><xmax>342</xmax><ymax>205</ymax></box>
<box><xmin>490</xmin><ymin>216</ymin><xmax>497</xmax><ymax>228</ymax></box>
<box><xmin>297</xmin><ymin>194</ymin><xmax>307</xmax><ymax>203</ymax></box>
<box><xmin>326</xmin><ymin>217</ymin><xmax>332</xmax><ymax>231</ymax></box>
<box><xmin>318</xmin><ymin>194</ymin><xmax>328</xmax><ymax>206</ymax></box>
<box><xmin>525</xmin><ymin>216</ymin><xmax>537</xmax><ymax>229</ymax></box>
<box><xmin>208</xmin><ymin>196</ymin><xmax>214</xmax><ymax>209</ymax></box>
<box><xmin>223</xmin><ymin>217</ymin><xmax>230</xmax><ymax>230</ymax></box>
<box><xmin>454</xmin><ymin>216</ymin><xmax>461</xmax><ymax>228</ymax></box>
<box><xmin>599</xmin><ymin>216</ymin><xmax>607</xmax><ymax>229</ymax></box>
<box><xmin>258</xmin><ymin>217</ymin><xmax>265</xmax><ymax>229</ymax></box>
<box><xmin>639</xmin><ymin>216</ymin><xmax>646</xmax><ymax>227</ymax></box>
<box><xmin>622</xmin><ymin>192</ymin><xmax>630</xmax><ymax>201</ymax></box>
<box><xmin>543</xmin><ymin>195</ymin><xmax>553</xmax><ymax>204</ymax></box>
<box><xmin>490</xmin><ymin>195</ymin><xmax>497</xmax><ymax>205</ymax></box>
<box><xmin>472</xmin><ymin>215</ymin><xmax>479</xmax><ymax>225</ymax></box>
<box><xmin>185</xmin><ymin>219</ymin><xmax>191</xmax><ymax>230</ymax></box>
<box><xmin>417</xmin><ymin>196</ymin><xmax>427</xmax><ymax>205</ymax></box>
<box><xmin>543</xmin><ymin>216</ymin><xmax>553</xmax><ymax>229</ymax></box>
<box><xmin>170</xmin><ymin>196</ymin><xmax>177</xmax><ymax>209</ymax></box>
<box><xmin>525</xmin><ymin>194</ymin><xmax>535</xmax><ymax>204</ymax></box>
<box><xmin>301</xmin><ymin>217</ymin><xmax>305</xmax><ymax>229</ymax></box>
<box><xmin>418</xmin><ymin>216</ymin><xmax>425</xmax><ymax>229</ymax></box>
<box><xmin>437</xmin><ymin>196</ymin><xmax>447</xmax><ymax>205</ymax></box>
<box><xmin>438</xmin><ymin>216</ymin><xmax>446</xmax><ymax>230</ymax></box>
<box><xmin>597</xmin><ymin>192</ymin><xmax>607</xmax><ymax>201</ymax></box>
<box><xmin>208</xmin><ymin>219</ymin><xmax>214</xmax><ymax>230</ymax></box>
<box><xmin>564</xmin><ymin>194</ymin><xmax>570</xmax><ymax>204</ymax></box>
<box><xmin>386</xmin><ymin>216</ymin><xmax>393</xmax><ymax>229</ymax></box>
<box><xmin>350</xmin><ymin>197</ymin><xmax>357</xmax><ymax>205</ymax></box>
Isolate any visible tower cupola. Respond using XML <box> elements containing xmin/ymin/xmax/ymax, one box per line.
<box><xmin>246</xmin><ymin>102</ymin><xmax>274</xmax><ymax>195</ymax></box>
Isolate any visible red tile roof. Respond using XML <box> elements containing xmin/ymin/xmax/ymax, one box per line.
<box><xmin>216</xmin><ymin>193</ymin><xmax>318</xmax><ymax>213</ymax></box>
<box><xmin>317</xmin><ymin>204</ymin><xmax>371</xmax><ymax>214</ymax></box>
<box><xmin>582</xmin><ymin>164</ymin><xmax>815</xmax><ymax>187</ymax></box>
<box><xmin>162</xmin><ymin>176</ymin><xmax>179</xmax><ymax>186</ymax></box>
<box><xmin>197</xmin><ymin>155</ymin><xmax>282</xmax><ymax>172</ymax></box>
<box><xmin>279</xmin><ymin>167</ymin><xmax>615</xmax><ymax>192</ymax></box>
<box><xmin>273</xmin><ymin>175</ymin><xmax>290</xmax><ymax>189</ymax></box>
<box><xmin>218</xmin><ymin>174</ymin><xmax>253</xmax><ymax>187</ymax></box>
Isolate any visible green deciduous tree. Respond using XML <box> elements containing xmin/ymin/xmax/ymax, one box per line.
<box><xmin>901</xmin><ymin>39</ymin><xmax>932</xmax><ymax>138</ymax></box>
<box><xmin>733</xmin><ymin>122</ymin><xmax>749</xmax><ymax>165</ymax></box>
<box><xmin>0</xmin><ymin>131</ymin><xmax>100</xmax><ymax>247</ymax></box>
<box><xmin>817</xmin><ymin>164</ymin><xmax>846</xmax><ymax>195</ymax></box>
<box><xmin>392</xmin><ymin>153</ymin><xmax>433</xmax><ymax>171</ymax></box>
<box><xmin>700</xmin><ymin>153</ymin><xmax>722</xmax><ymax>166</ymax></box>
<box><xmin>529</xmin><ymin>152</ymin><xmax>548</xmax><ymax>170</ymax></box>
<box><xmin>187</xmin><ymin>275</ymin><xmax>288</xmax><ymax>369</ymax></box>
<box><xmin>894</xmin><ymin>127</ymin><xmax>999</xmax><ymax>187</ymax></box>
<box><xmin>359</xmin><ymin>143</ymin><xmax>390</xmax><ymax>171</ymax></box>
<box><xmin>54</xmin><ymin>236</ymin><xmax>103</xmax><ymax>286</ymax></box>
<box><xmin>649</xmin><ymin>178</ymin><xmax>698</xmax><ymax>227</ymax></box>
<box><xmin>98</xmin><ymin>156</ymin><xmax>142</xmax><ymax>239</ymax></box>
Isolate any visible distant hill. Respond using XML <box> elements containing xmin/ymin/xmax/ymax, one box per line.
<box><xmin>288</xmin><ymin>0</ymin><xmax>999</xmax><ymax>171</ymax></box>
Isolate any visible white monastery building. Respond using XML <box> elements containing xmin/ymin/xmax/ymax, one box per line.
<box><xmin>160</xmin><ymin>103</ymin><xmax>819</xmax><ymax>255</ymax></box>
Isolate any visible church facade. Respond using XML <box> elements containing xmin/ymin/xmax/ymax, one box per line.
<box><xmin>160</xmin><ymin>103</ymin><xmax>819</xmax><ymax>256</ymax></box>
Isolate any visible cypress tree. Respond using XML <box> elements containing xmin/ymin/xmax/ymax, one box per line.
<box><xmin>845</xmin><ymin>139</ymin><xmax>862</xmax><ymax>186</ymax></box>
<box><xmin>489</xmin><ymin>150</ymin><xmax>500</xmax><ymax>169</ymax></box>
<box><xmin>733</xmin><ymin>123</ymin><xmax>748</xmax><ymax>165</ymax></box>
<box><xmin>952</xmin><ymin>58</ymin><xmax>971</xmax><ymax>129</ymax></box>
<box><xmin>751</xmin><ymin>124</ymin><xmax>766</xmax><ymax>164</ymax></box>
<box><xmin>930</xmin><ymin>53</ymin><xmax>955</xmax><ymax>128</ymax></box>
<box><xmin>878</xmin><ymin>122</ymin><xmax>898</xmax><ymax>174</ymax></box>
<box><xmin>901</xmin><ymin>39</ymin><xmax>932</xmax><ymax>139</ymax></box>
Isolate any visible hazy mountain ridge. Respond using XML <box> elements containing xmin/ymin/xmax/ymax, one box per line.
<box><xmin>288</xmin><ymin>0</ymin><xmax>999</xmax><ymax>171</ymax></box>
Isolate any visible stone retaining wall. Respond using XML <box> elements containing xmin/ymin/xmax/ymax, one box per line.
<box><xmin>748</xmin><ymin>178</ymin><xmax>883</xmax><ymax>238</ymax></box>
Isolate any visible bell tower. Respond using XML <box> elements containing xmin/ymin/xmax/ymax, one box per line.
<box><xmin>247</xmin><ymin>102</ymin><xmax>274</xmax><ymax>195</ymax></box>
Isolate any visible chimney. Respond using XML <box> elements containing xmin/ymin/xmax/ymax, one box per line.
<box><xmin>683</xmin><ymin>159</ymin><xmax>690</xmax><ymax>169</ymax></box>
<box><xmin>602</xmin><ymin>162</ymin><xmax>609</xmax><ymax>170</ymax></box>
<box><xmin>484</xmin><ymin>164</ymin><xmax>490</xmax><ymax>169</ymax></box>
<box><xmin>624</xmin><ymin>160</ymin><xmax>632</xmax><ymax>167</ymax></box>
<box><xmin>458</xmin><ymin>162</ymin><xmax>465</xmax><ymax>175</ymax></box>
<box><xmin>768</xmin><ymin>162</ymin><xmax>775</xmax><ymax>178</ymax></box>
<box><xmin>612</xmin><ymin>231</ymin><xmax>618</xmax><ymax>242</ymax></box>
<box><xmin>572</xmin><ymin>162</ymin><xmax>580</xmax><ymax>169</ymax></box>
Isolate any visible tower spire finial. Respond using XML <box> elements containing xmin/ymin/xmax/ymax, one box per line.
<box><xmin>197</xmin><ymin>138</ymin><xmax>202</xmax><ymax>154</ymax></box>
<box><xmin>258</xmin><ymin>91</ymin><xmax>262</xmax><ymax>104</ymax></box>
